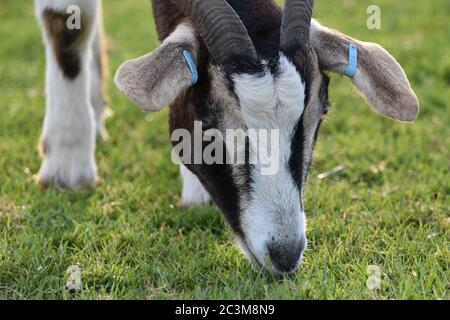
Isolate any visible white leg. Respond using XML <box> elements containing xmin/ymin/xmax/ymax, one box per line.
<box><xmin>36</xmin><ymin>0</ymin><xmax>100</xmax><ymax>189</ymax></box>
<box><xmin>180</xmin><ymin>165</ymin><xmax>211</xmax><ymax>208</ymax></box>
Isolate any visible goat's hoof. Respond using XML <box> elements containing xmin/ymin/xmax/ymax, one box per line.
<box><xmin>37</xmin><ymin>145</ymin><xmax>97</xmax><ymax>191</ymax></box>
<box><xmin>37</xmin><ymin>166</ymin><xmax>97</xmax><ymax>191</ymax></box>
<box><xmin>37</xmin><ymin>164</ymin><xmax>97</xmax><ymax>191</ymax></box>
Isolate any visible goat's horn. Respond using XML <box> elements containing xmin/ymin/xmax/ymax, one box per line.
<box><xmin>171</xmin><ymin>0</ymin><xmax>257</xmax><ymax>64</ymax></box>
<box><xmin>280</xmin><ymin>0</ymin><xmax>314</xmax><ymax>50</ymax></box>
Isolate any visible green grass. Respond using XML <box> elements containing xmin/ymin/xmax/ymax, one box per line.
<box><xmin>0</xmin><ymin>0</ymin><xmax>449</xmax><ymax>300</ymax></box>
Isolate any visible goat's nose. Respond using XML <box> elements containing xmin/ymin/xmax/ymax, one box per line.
<box><xmin>267</xmin><ymin>238</ymin><xmax>305</xmax><ymax>273</ymax></box>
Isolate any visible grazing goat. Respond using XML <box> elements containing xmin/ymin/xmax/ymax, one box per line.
<box><xmin>35</xmin><ymin>0</ymin><xmax>419</xmax><ymax>274</ymax></box>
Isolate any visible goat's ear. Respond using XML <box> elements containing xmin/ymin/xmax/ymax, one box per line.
<box><xmin>310</xmin><ymin>20</ymin><xmax>419</xmax><ymax>122</ymax></box>
<box><xmin>114</xmin><ymin>41</ymin><xmax>198</xmax><ymax>112</ymax></box>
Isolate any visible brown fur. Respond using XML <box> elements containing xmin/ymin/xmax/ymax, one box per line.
<box><xmin>42</xmin><ymin>9</ymin><xmax>90</xmax><ymax>79</ymax></box>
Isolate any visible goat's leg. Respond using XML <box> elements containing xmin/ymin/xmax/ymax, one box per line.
<box><xmin>36</xmin><ymin>0</ymin><xmax>100</xmax><ymax>189</ymax></box>
<box><xmin>180</xmin><ymin>164</ymin><xmax>210</xmax><ymax>208</ymax></box>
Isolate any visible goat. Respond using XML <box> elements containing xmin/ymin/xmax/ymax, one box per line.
<box><xmin>36</xmin><ymin>0</ymin><xmax>419</xmax><ymax>274</ymax></box>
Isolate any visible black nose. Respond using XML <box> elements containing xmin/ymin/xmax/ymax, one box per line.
<box><xmin>267</xmin><ymin>238</ymin><xmax>305</xmax><ymax>273</ymax></box>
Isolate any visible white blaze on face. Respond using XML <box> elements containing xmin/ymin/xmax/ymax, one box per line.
<box><xmin>232</xmin><ymin>55</ymin><xmax>307</xmax><ymax>271</ymax></box>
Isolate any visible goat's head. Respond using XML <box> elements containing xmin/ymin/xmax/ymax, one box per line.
<box><xmin>115</xmin><ymin>0</ymin><xmax>419</xmax><ymax>274</ymax></box>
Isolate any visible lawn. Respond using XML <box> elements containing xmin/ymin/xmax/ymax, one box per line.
<box><xmin>0</xmin><ymin>0</ymin><xmax>448</xmax><ymax>299</ymax></box>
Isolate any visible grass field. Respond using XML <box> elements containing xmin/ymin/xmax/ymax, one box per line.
<box><xmin>0</xmin><ymin>0</ymin><xmax>449</xmax><ymax>300</ymax></box>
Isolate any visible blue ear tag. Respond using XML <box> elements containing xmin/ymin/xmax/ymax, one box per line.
<box><xmin>344</xmin><ymin>43</ymin><xmax>358</xmax><ymax>78</ymax></box>
<box><xmin>182</xmin><ymin>50</ymin><xmax>199</xmax><ymax>85</ymax></box>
